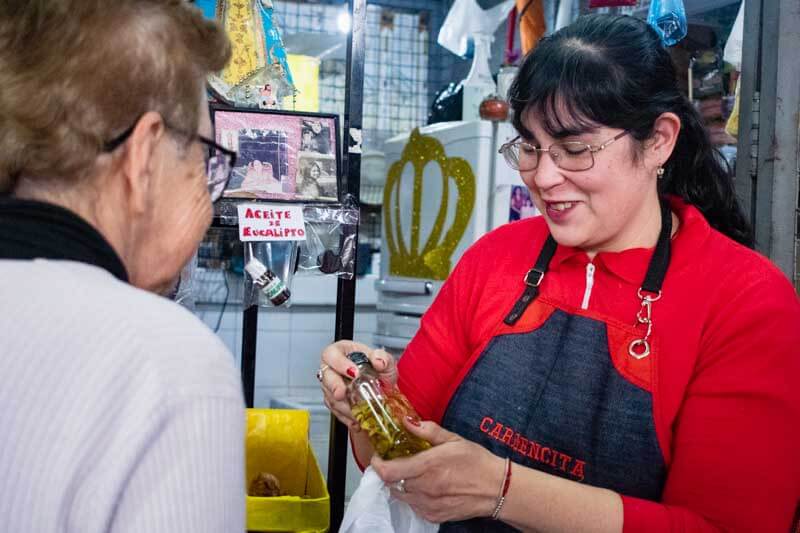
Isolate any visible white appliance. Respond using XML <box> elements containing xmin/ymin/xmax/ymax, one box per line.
<box><xmin>374</xmin><ymin>120</ymin><xmax>527</xmax><ymax>354</ymax></box>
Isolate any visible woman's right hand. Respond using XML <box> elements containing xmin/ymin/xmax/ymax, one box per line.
<box><xmin>318</xmin><ymin>340</ymin><xmax>397</xmax><ymax>433</ymax></box>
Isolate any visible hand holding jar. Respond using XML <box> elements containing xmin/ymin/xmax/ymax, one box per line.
<box><xmin>317</xmin><ymin>341</ymin><xmax>398</xmax><ymax>435</ymax></box>
<box><xmin>318</xmin><ymin>341</ymin><xmax>431</xmax><ymax>460</ymax></box>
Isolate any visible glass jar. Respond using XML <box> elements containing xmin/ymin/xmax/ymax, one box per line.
<box><xmin>346</xmin><ymin>351</ymin><xmax>431</xmax><ymax>459</ymax></box>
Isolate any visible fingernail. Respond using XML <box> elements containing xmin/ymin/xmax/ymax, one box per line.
<box><xmin>346</xmin><ymin>367</ymin><xmax>356</xmax><ymax>378</ymax></box>
<box><xmin>406</xmin><ymin>416</ymin><xmax>421</xmax><ymax>426</ymax></box>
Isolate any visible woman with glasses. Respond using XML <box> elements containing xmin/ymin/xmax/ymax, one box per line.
<box><xmin>318</xmin><ymin>14</ymin><xmax>800</xmax><ymax>532</ymax></box>
<box><xmin>0</xmin><ymin>2</ymin><xmax>244</xmax><ymax>532</ymax></box>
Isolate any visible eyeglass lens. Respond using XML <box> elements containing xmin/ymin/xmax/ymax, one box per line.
<box><xmin>504</xmin><ymin>143</ymin><xmax>594</xmax><ymax>172</ymax></box>
<box><xmin>206</xmin><ymin>151</ymin><xmax>231</xmax><ymax>201</ymax></box>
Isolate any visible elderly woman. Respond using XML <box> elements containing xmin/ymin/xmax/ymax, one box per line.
<box><xmin>0</xmin><ymin>2</ymin><xmax>243</xmax><ymax>532</ymax></box>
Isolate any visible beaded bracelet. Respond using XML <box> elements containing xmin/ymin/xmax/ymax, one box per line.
<box><xmin>491</xmin><ymin>457</ymin><xmax>512</xmax><ymax>520</ymax></box>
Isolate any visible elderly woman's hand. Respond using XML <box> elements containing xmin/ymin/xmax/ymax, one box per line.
<box><xmin>318</xmin><ymin>340</ymin><xmax>397</xmax><ymax>433</ymax></box>
<box><xmin>371</xmin><ymin>419</ymin><xmax>506</xmax><ymax>524</ymax></box>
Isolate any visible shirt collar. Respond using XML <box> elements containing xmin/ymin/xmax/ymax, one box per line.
<box><xmin>548</xmin><ymin>196</ymin><xmax>711</xmax><ymax>286</ymax></box>
<box><xmin>0</xmin><ymin>197</ymin><xmax>129</xmax><ymax>282</ymax></box>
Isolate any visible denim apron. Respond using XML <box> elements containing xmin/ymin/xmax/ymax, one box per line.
<box><xmin>439</xmin><ymin>201</ymin><xmax>673</xmax><ymax>532</ymax></box>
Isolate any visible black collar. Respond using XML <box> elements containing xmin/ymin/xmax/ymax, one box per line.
<box><xmin>0</xmin><ymin>197</ymin><xmax>129</xmax><ymax>282</ymax></box>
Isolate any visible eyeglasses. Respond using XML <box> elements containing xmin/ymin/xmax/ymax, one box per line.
<box><xmin>498</xmin><ymin>131</ymin><xmax>629</xmax><ymax>172</ymax></box>
<box><xmin>103</xmin><ymin>119</ymin><xmax>237</xmax><ymax>203</ymax></box>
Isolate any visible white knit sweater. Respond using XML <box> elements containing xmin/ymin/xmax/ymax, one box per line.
<box><xmin>0</xmin><ymin>259</ymin><xmax>245</xmax><ymax>532</ymax></box>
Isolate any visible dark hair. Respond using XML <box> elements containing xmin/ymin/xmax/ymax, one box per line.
<box><xmin>509</xmin><ymin>14</ymin><xmax>753</xmax><ymax>247</ymax></box>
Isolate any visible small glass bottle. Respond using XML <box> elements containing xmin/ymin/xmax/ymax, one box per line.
<box><xmin>245</xmin><ymin>258</ymin><xmax>290</xmax><ymax>306</ymax></box>
<box><xmin>346</xmin><ymin>351</ymin><xmax>431</xmax><ymax>459</ymax></box>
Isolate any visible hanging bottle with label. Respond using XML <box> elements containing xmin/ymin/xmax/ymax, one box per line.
<box><xmin>461</xmin><ymin>32</ymin><xmax>497</xmax><ymax>122</ymax></box>
<box><xmin>346</xmin><ymin>351</ymin><xmax>431</xmax><ymax>459</ymax></box>
<box><xmin>245</xmin><ymin>258</ymin><xmax>291</xmax><ymax>306</ymax></box>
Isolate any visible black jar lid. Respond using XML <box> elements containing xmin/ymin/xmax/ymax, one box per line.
<box><xmin>347</xmin><ymin>351</ymin><xmax>370</xmax><ymax>367</ymax></box>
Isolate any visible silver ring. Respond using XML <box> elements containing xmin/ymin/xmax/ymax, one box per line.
<box><xmin>394</xmin><ymin>479</ymin><xmax>406</xmax><ymax>493</ymax></box>
<box><xmin>316</xmin><ymin>364</ymin><xmax>330</xmax><ymax>382</ymax></box>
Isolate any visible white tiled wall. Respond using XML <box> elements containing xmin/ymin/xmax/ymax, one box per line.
<box><xmin>194</xmin><ymin>303</ymin><xmax>377</xmax><ymax>404</ymax></box>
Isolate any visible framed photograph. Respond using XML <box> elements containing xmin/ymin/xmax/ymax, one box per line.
<box><xmin>211</xmin><ymin>105</ymin><xmax>340</xmax><ymax>203</ymax></box>
<box><xmin>509</xmin><ymin>185</ymin><xmax>538</xmax><ymax>222</ymax></box>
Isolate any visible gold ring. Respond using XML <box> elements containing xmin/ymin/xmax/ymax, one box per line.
<box><xmin>316</xmin><ymin>364</ymin><xmax>331</xmax><ymax>382</ymax></box>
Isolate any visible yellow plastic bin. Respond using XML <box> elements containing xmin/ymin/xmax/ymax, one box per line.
<box><xmin>246</xmin><ymin>408</ymin><xmax>330</xmax><ymax>533</ymax></box>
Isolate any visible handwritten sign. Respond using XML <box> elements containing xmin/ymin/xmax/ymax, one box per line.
<box><xmin>237</xmin><ymin>203</ymin><xmax>306</xmax><ymax>242</ymax></box>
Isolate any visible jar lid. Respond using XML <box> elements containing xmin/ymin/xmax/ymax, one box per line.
<box><xmin>347</xmin><ymin>351</ymin><xmax>370</xmax><ymax>367</ymax></box>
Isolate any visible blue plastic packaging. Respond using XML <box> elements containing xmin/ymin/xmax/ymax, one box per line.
<box><xmin>647</xmin><ymin>0</ymin><xmax>688</xmax><ymax>47</ymax></box>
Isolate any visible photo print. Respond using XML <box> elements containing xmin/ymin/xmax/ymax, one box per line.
<box><xmin>296</xmin><ymin>153</ymin><xmax>337</xmax><ymax>201</ymax></box>
<box><xmin>213</xmin><ymin>108</ymin><xmax>339</xmax><ymax>202</ymax></box>
<box><xmin>300</xmin><ymin>119</ymin><xmax>333</xmax><ymax>155</ymax></box>
<box><xmin>509</xmin><ymin>185</ymin><xmax>538</xmax><ymax>222</ymax></box>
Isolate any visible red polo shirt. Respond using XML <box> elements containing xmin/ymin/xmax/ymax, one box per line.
<box><xmin>398</xmin><ymin>197</ymin><xmax>800</xmax><ymax>531</ymax></box>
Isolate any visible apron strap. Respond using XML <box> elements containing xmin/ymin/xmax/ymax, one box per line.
<box><xmin>503</xmin><ymin>199</ymin><xmax>672</xmax><ymax>326</ymax></box>
<box><xmin>503</xmin><ymin>235</ymin><xmax>557</xmax><ymax>325</ymax></box>
<box><xmin>641</xmin><ymin>199</ymin><xmax>672</xmax><ymax>295</ymax></box>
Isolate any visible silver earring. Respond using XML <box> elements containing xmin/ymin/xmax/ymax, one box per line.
<box><xmin>657</xmin><ymin>166</ymin><xmax>665</xmax><ymax>178</ymax></box>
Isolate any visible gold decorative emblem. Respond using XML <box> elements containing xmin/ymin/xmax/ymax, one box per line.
<box><xmin>383</xmin><ymin>129</ymin><xmax>475</xmax><ymax>280</ymax></box>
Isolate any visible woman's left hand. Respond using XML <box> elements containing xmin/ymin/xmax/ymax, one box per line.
<box><xmin>371</xmin><ymin>419</ymin><xmax>505</xmax><ymax>524</ymax></box>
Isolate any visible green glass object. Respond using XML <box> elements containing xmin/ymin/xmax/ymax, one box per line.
<box><xmin>346</xmin><ymin>352</ymin><xmax>431</xmax><ymax>460</ymax></box>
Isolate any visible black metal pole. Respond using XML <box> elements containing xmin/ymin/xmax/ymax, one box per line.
<box><xmin>241</xmin><ymin>304</ymin><xmax>258</xmax><ymax>408</ymax></box>
<box><xmin>328</xmin><ymin>0</ymin><xmax>366</xmax><ymax>529</ymax></box>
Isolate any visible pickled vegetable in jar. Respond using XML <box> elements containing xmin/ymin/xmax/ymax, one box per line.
<box><xmin>345</xmin><ymin>351</ymin><xmax>431</xmax><ymax>459</ymax></box>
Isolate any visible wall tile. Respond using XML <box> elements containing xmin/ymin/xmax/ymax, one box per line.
<box><xmin>257</xmin><ymin>307</ymin><xmax>291</xmax><ymax>332</ymax></box>
<box><xmin>255</xmin><ymin>332</ymin><xmax>291</xmax><ymax>389</ymax></box>
<box><xmin>289</xmin><ymin>309</ymin><xmax>337</xmax><ymax>333</ymax></box>
<box><xmin>196</xmin><ymin>304</ymin><xmax>239</xmax><ymax>331</ymax></box>
<box><xmin>354</xmin><ymin>310</ymin><xmax>377</xmax><ymax>334</ymax></box>
<box><xmin>289</xmin><ymin>331</ymin><xmax>334</xmax><ymax>387</ymax></box>
<box><xmin>254</xmin><ymin>386</ymin><xmax>289</xmax><ymax>408</ymax></box>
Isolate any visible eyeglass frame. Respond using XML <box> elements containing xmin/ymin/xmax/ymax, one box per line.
<box><xmin>498</xmin><ymin>130</ymin><xmax>629</xmax><ymax>172</ymax></box>
<box><xmin>102</xmin><ymin>116</ymin><xmax>237</xmax><ymax>202</ymax></box>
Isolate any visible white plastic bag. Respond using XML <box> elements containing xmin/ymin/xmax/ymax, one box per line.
<box><xmin>437</xmin><ymin>0</ymin><xmax>514</xmax><ymax>58</ymax></box>
<box><xmin>339</xmin><ymin>467</ymin><xmax>439</xmax><ymax>533</ymax></box>
<box><xmin>723</xmin><ymin>0</ymin><xmax>744</xmax><ymax>70</ymax></box>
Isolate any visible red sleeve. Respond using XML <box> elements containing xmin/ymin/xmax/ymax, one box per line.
<box><xmin>397</xmin><ymin>246</ymin><xmax>481</xmax><ymax>423</ymax></box>
<box><xmin>623</xmin><ymin>267</ymin><xmax>800</xmax><ymax>532</ymax></box>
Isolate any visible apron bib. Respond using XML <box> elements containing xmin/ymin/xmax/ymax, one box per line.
<box><xmin>438</xmin><ymin>201</ymin><xmax>673</xmax><ymax>532</ymax></box>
